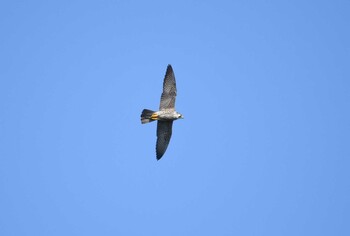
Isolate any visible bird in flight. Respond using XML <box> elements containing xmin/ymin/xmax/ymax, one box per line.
<box><xmin>141</xmin><ymin>64</ymin><xmax>184</xmax><ymax>160</ymax></box>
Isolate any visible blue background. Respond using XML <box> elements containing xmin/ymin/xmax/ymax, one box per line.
<box><xmin>1</xmin><ymin>1</ymin><xmax>349</xmax><ymax>235</ymax></box>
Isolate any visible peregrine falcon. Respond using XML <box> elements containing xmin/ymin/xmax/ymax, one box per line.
<box><xmin>141</xmin><ymin>65</ymin><xmax>184</xmax><ymax>160</ymax></box>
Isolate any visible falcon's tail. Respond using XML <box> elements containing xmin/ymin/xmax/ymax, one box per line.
<box><xmin>141</xmin><ymin>109</ymin><xmax>156</xmax><ymax>124</ymax></box>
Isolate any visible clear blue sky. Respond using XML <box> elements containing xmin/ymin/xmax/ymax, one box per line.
<box><xmin>1</xmin><ymin>1</ymin><xmax>349</xmax><ymax>235</ymax></box>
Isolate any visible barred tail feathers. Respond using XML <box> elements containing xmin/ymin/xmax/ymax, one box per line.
<box><xmin>141</xmin><ymin>109</ymin><xmax>156</xmax><ymax>124</ymax></box>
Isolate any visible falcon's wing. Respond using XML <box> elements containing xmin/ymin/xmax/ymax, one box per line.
<box><xmin>156</xmin><ymin>121</ymin><xmax>173</xmax><ymax>160</ymax></box>
<box><xmin>159</xmin><ymin>65</ymin><xmax>177</xmax><ymax>111</ymax></box>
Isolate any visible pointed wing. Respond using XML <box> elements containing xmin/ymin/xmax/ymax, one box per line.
<box><xmin>159</xmin><ymin>65</ymin><xmax>177</xmax><ymax>111</ymax></box>
<box><xmin>156</xmin><ymin>121</ymin><xmax>173</xmax><ymax>160</ymax></box>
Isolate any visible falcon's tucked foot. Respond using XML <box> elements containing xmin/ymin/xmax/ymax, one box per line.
<box><xmin>141</xmin><ymin>109</ymin><xmax>156</xmax><ymax>124</ymax></box>
<box><xmin>151</xmin><ymin>113</ymin><xmax>159</xmax><ymax>120</ymax></box>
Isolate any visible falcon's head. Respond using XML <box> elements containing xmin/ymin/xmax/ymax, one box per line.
<box><xmin>176</xmin><ymin>112</ymin><xmax>184</xmax><ymax>119</ymax></box>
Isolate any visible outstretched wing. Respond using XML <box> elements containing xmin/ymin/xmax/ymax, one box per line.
<box><xmin>156</xmin><ymin>121</ymin><xmax>173</xmax><ymax>160</ymax></box>
<box><xmin>159</xmin><ymin>65</ymin><xmax>177</xmax><ymax>111</ymax></box>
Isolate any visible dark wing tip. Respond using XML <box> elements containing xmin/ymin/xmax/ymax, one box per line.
<box><xmin>156</xmin><ymin>147</ymin><xmax>165</xmax><ymax>160</ymax></box>
<box><xmin>156</xmin><ymin>151</ymin><xmax>164</xmax><ymax>160</ymax></box>
<box><xmin>166</xmin><ymin>64</ymin><xmax>173</xmax><ymax>74</ymax></box>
